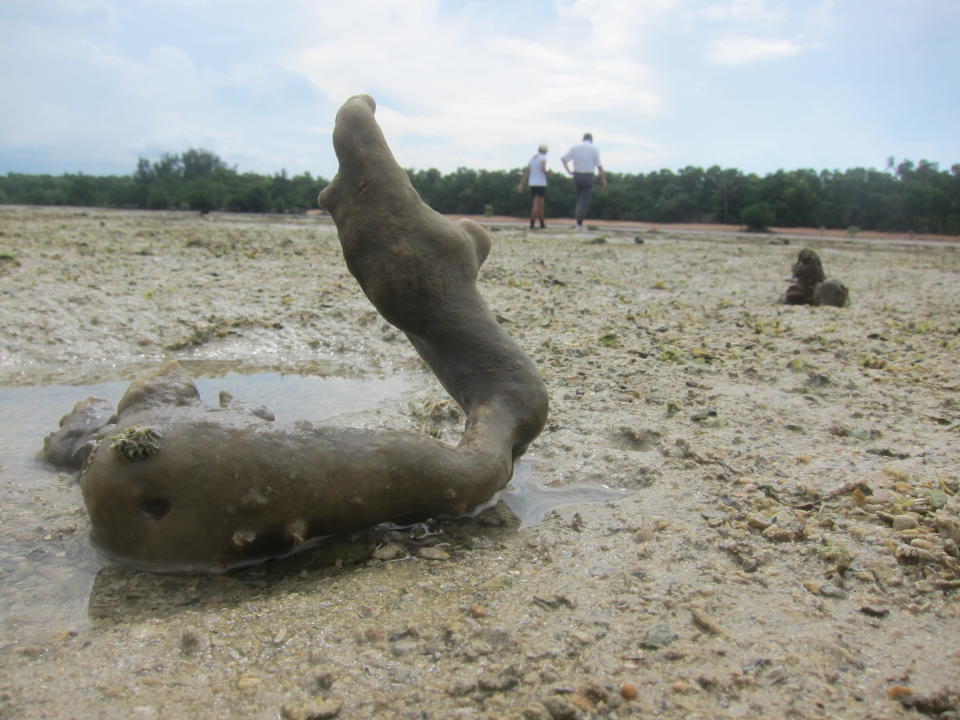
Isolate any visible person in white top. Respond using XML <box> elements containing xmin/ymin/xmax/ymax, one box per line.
<box><xmin>561</xmin><ymin>133</ymin><xmax>607</xmax><ymax>230</ymax></box>
<box><xmin>518</xmin><ymin>144</ymin><xmax>549</xmax><ymax>229</ymax></box>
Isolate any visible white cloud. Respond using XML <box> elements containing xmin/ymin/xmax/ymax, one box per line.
<box><xmin>556</xmin><ymin>0</ymin><xmax>681</xmax><ymax>50</ymax></box>
<box><xmin>696</xmin><ymin>1</ymin><xmax>828</xmax><ymax>68</ymax></box>
<box><xmin>282</xmin><ymin>1</ymin><xmax>665</xmax><ymax>172</ymax></box>
<box><xmin>699</xmin><ymin>0</ymin><xmax>785</xmax><ymax>25</ymax></box>
<box><xmin>120</xmin><ymin>45</ymin><xmax>208</xmax><ymax>103</ymax></box>
<box><xmin>705</xmin><ymin>35</ymin><xmax>804</xmax><ymax>66</ymax></box>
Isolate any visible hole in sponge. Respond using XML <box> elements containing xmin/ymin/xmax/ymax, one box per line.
<box><xmin>141</xmin><ymin>497</ymin><xmax>171</xmax><ymax>520</ymax></box>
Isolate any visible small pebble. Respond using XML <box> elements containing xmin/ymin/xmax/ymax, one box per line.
<box><xmin>468</xmin><ymin>604</ymin><xmax>488</xmax><ymax>618</ymax></box>
<box><xmin>236</xmin><ymin>675</ymin><xmax>262</xmax><ymax>690</ymax></box>
<box><xmin>747</xmin><ymin>513</ymin><xmax>773</xmax><ymax>530</ymax></box>
<box><xmin>820</xmin><ymin>583</ymin><xmax>847</xmax><ymax>599</ymax></box>
<box><xmin>418</xmin><ymin>546</ymin><xmax>450</xmax><ymax>560</ymax></box>
<box><xmin>640</xmin><ymin>623</ymin><xmax>677</xmax><ymax>649</ymax></box>
<box><xmin>390</xmin><ymin>640</ymin><xmax>418</xmax><ymax>657</ymax></box>
<box><xmin>887</xmin><ymin>685</ymin><xmax>913</xmax><ymax>701</ymax></box>
<box><xmin>281</xmin><ymin>699</ymin><xmax>343</xmax><ymax>720</ymax></box>
<box><xmin>620</xmin><ymin>683</ymin><xmax>638</xmax><ymax>701</ymax></box>
<box><xmin>691</xmin><ymin>408</ymin><xmax>717</xmax><ymax>422</ymax></box>
<box><xmin>445</xmin><ymin>679</ymin><xmax>477</xmax><ymax>697</ymax></box>
<box><xmin>541</xmin><ymin>695</ymin><xmax>577</xmax><ymax>720</ymax></box>
<box><xmin>892</xmin><ymin>514</ymin><xmax>920</xmax><ymax>531</ymax></box>
<box><xmin>363</xmin><ymin>628</ymin><xmax>386</xmax><ymax>643</ymax></box>
<box><xmin>522</xmin><ymin>704</ymin><xmax>552</xmax><ymax>720</ymax></box>
<box><xmin>762</xmin><ymin>524</ymin><xmax>796</xmax><ymax>542</ymax></box>
<box><xmin>690</xmin><ymin>607</ymin><xmax>723</xmax><ymax>635</ymax></box>
<box><xmin>372</xmin><ymin>543</ymin><xmax>406</xmax><ymax>560</ymax></box>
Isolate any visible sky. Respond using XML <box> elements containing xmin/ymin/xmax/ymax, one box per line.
<box><xmin>1</xmin><ymin>0</ymin><xmax>957</xmax><ymax>180</ymax></box>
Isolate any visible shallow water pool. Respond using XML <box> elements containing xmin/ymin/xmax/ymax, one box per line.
<box><xmin>0</xmin><ymin>368</ymin><xmax>625</xmax><ymax>647</ymax></box>
<box><xmin>0</xmin><ymin>369</ymin><xmax>417</xmax><ymax>645</ymax></box>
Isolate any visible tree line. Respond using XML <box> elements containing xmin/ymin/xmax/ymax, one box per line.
<box><xmin>0</xmin><ymin>150</ymin><xmax>322</xmax><ymax>215</ymax></box>
<box><xmin>1</xmin><ymin>149</ymin><xmax>957</xmax><ymax>234</ymax></box>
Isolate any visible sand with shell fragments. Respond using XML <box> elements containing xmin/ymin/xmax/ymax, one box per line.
<box><xmin>0</xmin><ymin>205</ymin><xmax>959</xmax><ymax>720</ymax></box>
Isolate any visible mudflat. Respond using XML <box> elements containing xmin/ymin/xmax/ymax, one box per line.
<box><xmin>1</xmin><ymin>205</ymin><xmax>958</xmax><ymax>719</ymax></box>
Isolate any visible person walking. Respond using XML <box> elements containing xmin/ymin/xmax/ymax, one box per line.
<box><xmin>518</xmin><ymin>144</ymin><xmax>549</xmax><ymax>229</ymax></box>
<box><xmin>562</xmin><ymin>133</ymin><xmax>607</xmax><ymax>231</ymax></box>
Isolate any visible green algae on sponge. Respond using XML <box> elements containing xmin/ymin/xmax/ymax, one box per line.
<box><xmin>110</xmin><ymin>426</ymin><xmax>162</xmax><ymax>461</ymax></box>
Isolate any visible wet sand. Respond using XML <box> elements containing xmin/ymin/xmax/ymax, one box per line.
<box><xmin>1</xmin><ymin>205</ymin><xmax>959</xmax><ymax>719</ymax></box>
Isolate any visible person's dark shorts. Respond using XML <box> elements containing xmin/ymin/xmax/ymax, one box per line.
<box><xmin>530</xmin><ymin>186</ymin><xmax>546</xmax><ymax>198</ymax></box>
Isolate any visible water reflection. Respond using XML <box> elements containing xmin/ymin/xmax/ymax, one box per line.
<box><xmin>501</xmin><ymin>462</ymin><xmax>629</xmax><ymax>529</ymax></box>
<box><xmin>86</xmin><ymin>533</ymin><xmax>377</xmax><ymax>624</ymax></box>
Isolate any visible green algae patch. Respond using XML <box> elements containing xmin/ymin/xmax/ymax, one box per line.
<box><xmin>110</xmin><ymin>426</ymin><xmax>162</xmax><ymax>461</ymax></box>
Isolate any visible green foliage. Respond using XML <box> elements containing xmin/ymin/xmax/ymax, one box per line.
<box><xmin>0</xmin><ymin>149</ymin><xmax>327</xmax><ymax>215</ymax></box>
<box><xmin>740</xmin><ymin>202</ymin><xmax>776</xmax><ymax>231</ymax></box>
<box><xmin>0</xmin><ymin>152</ymin><xmax>957</xmax><ymax>235</ymax></box>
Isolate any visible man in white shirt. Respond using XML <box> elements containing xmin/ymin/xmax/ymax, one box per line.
<box><xmin>562</xmin><ymin>133</ymin><xmax>607</xmax><ymax>230</ymax></box>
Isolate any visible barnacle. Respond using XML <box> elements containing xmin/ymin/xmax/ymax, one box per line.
<box><xmin>110</xmin><ymin>426</ymin><xmax>162</xmax><ymax>461</ymax></box>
